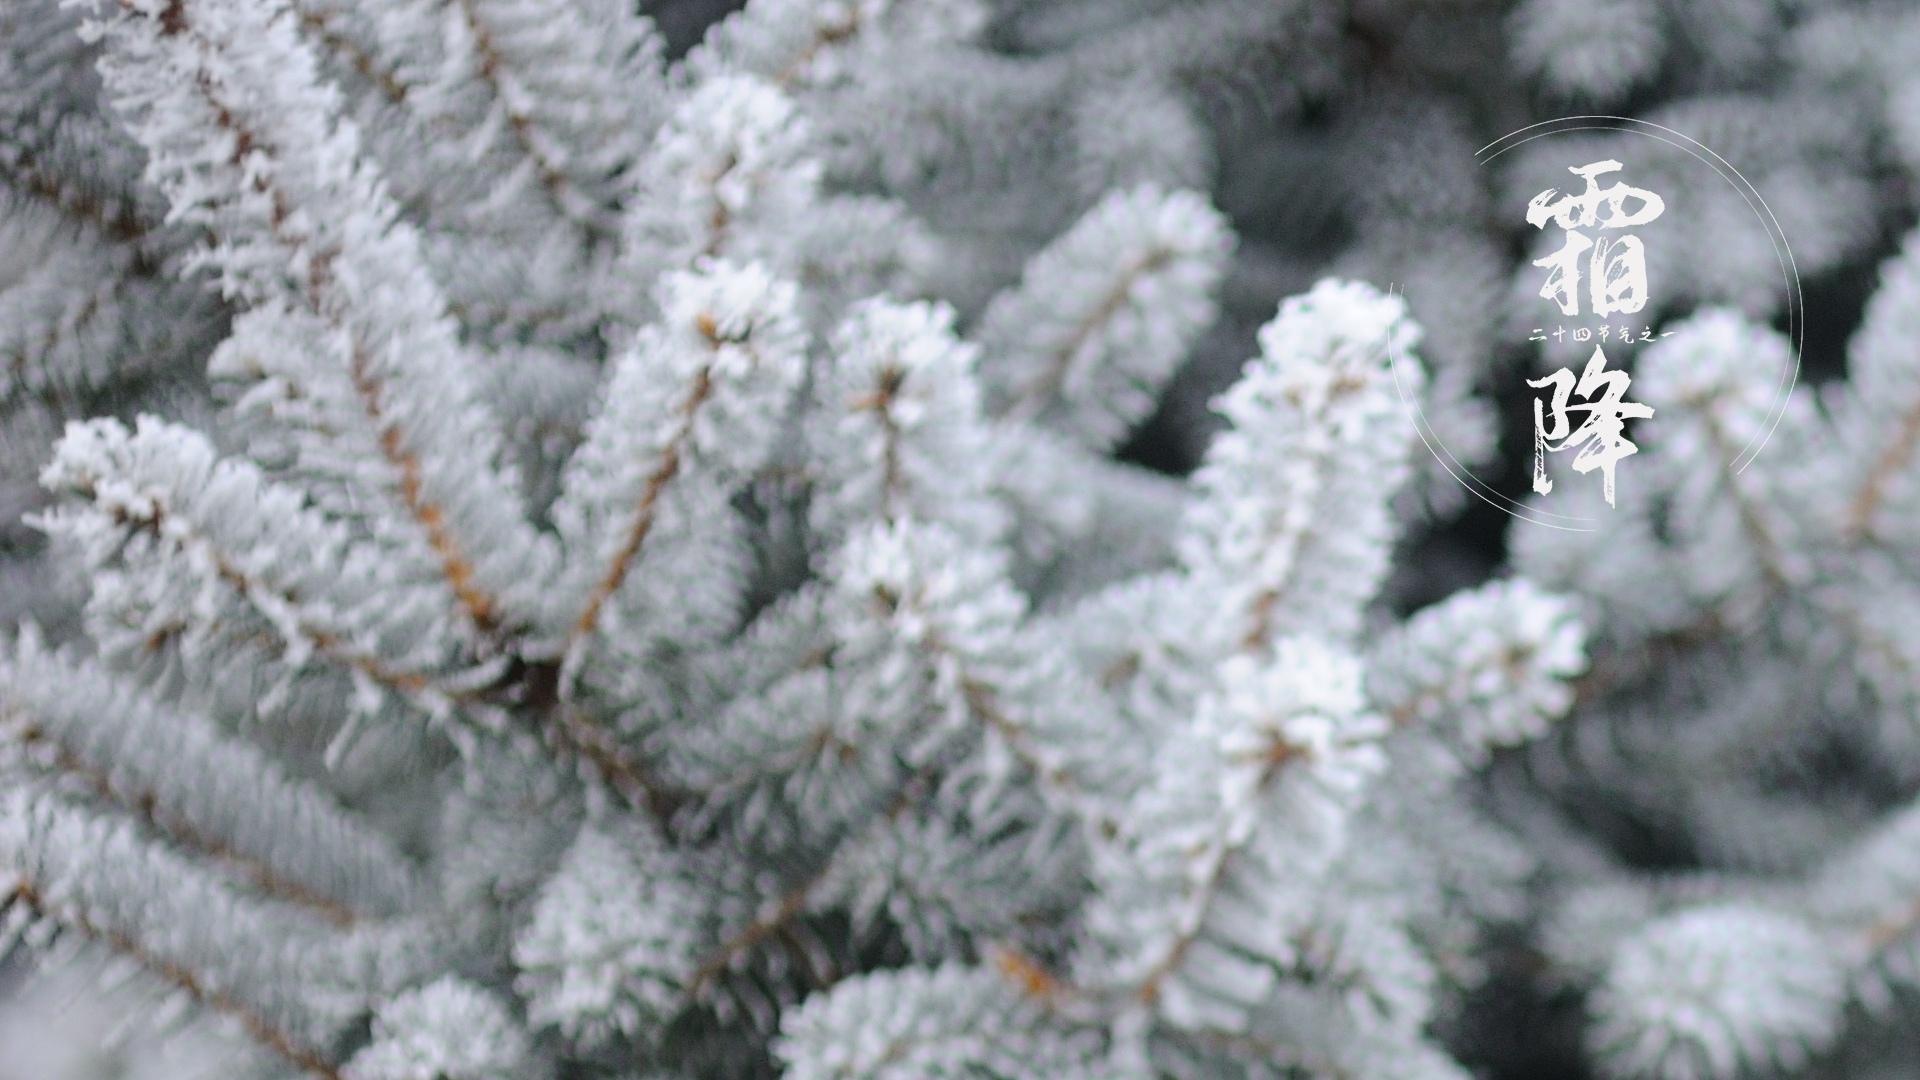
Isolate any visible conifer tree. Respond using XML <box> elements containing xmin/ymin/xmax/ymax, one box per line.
<box><xmin>3</xmin><ymin>0</ymin><xmax>1920</xmax><ymax>1078</ymax></box>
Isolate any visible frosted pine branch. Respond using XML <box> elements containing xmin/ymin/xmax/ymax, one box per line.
<box><xmin>975</xmin><ymin>185</ymin><xmax>1230</xmax><ymax>451</ymax></box>
<box><xmin>85</xmin><ymin>0</ymin><xmax>556</xmax><ymax>638</ymax></box>
<box><xmin>0</xmin><ymin>626</ymin><xmax>422</xmax><ymax>921</ymax></box>
<box><xmin>1179</xmin><ymin>279</ymin><xmax>1423</xmax><ymax>653</ymax></box>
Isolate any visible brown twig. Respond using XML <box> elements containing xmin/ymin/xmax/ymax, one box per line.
<box><xmin>568</xmin><ymin>367</ymin><xmax>715</xmax><ymax>647</ymax></box>
<box><xmin>3</xmin><ymin>883</ymin><xmax>344</xmax><ymax>1079</ymax></box>
<box><xmin>349</xmin><ymin>346</ymin><xmax>503</xmax><ymax>638</ymax></box>
<box><xmin>452</xmin><ymin>0</ymin><xmax>614</xmax><ymax>240</ymax></box>
<box><xmin>1006</xmin><ymin>250</ymin><xmax>1173</xmax><ymax>423</ymax></box>
<box><xmin>1844</xmin><ymin>399</ymin><xmax>1920</xmax><ymax>542</ymax></box>
<box><xmin>93</xmin><ymin>497</ymin><xmax>451</xmax><ymax>704</ymax></box>
<box><xmin>292</xmin><ymin>5</ymin><xmax>411</xmax><ymax>107</ymax></box>
<box><xmin>139</xmin><ymin>0</ymin><xmax>512</xmax><ymax>642</ymax></box>
<box><xmin>850</xmin><ymin>364</ymin><xmax>909</xmax><ymax>523</ymax></box>
<box><xmin>11</xmin><ymin>725</ymin><xmax>359</xmax><ymax>926</ymax></box>
<box><xmin>684</xmin><ymin>769</ymin><xmax>930</xmax><ymax>1001</ymax></box>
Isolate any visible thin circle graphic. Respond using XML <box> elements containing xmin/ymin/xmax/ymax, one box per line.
<box><xmin>1395</xmin><ymin>115</ymin><xmax>1805</xmax><ymax>529</ymax></box>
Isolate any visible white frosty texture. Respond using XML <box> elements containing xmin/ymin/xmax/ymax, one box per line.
<box><xmin>1083</xmin><ymin>637</ymin><xmax>1389</xmax><ymax>1034</ymax></box>
<box><xmin>1508</xmin><ymin>0</ymin><xmax>1664</xmax><ymax>102</ymax></box>
<box><xmin>976</xmin><ymin>184</ymin><xmax>1231</xmax><ymax>451</ymax></box>
<box><xmin>807</xmin><ymin>296</ymin><xmax>1006</xmax><ymax>547</ymax></box>
<box><xmin>0</xmin><ymin>626</ymin><xmax>422</xmax><ymax>916</ymax></box>
<box><xmin>1588</xmin><ymin>904</ymin><xmax>1847</xmax><ymax>1080</ymax></box>
<box><xmin>1180</xmin><ymin>278</ymin><xmax>1424</xmax><ymax>652</ymax></box>
<box><xmin>346</xmin><ymin>978</ymin><xmax>541</xmax><ymax>1080</ymax></box>
<box><xmin>512</xmin><ymin>824</ymin><xmax>703</xmax><ymax>1048</ymax></box>
<box><xmin>87</xmin><ymin>0</ymin><xmax>557</xmax><ymax>633</ymax></box>
<box><xmin>1367</xmin><ymin>578</ymin><xmax>1587</xmax><ymax>767</ymax></box>
<box><xmin>687</xmin><ymin>0</ymin><xmax>989</xmax><ymax>92</ymax></box>
<box><xmin>548</xmin><ymin>260</ymin><xmax>805</xmax><ymax>648</ymax></box>
<box><xmin>622</xmin><ymin>75</ymin><xmax>820</xmax><ymax>287</ymax></box>
<box><xmin>775</xmin><ymin>962</ymin><xmax>1108</xmax><ymax>1079</ymax></box>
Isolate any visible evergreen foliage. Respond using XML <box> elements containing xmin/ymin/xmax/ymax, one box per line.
<box><xmin>2</xmin><ymin>0</ymin><xmax>1919</xmax><ymax>1077</ymax></box>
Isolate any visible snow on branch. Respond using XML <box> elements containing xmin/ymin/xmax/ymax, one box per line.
<box><xmin>0</xmin><ymin>626</ymin><xmax>423</xmax><ymax>921</ymax></box>
<box><xmin>83</xmin><ymin>0</ymin><xmax>555</xmax><ymax>638</ymax></box>
<box><xmin>36</xmin><ymin>416</ymin><xmax>476</xmax><ymax>708</ymax></box>
<box><xmin>1179</xmin><ymin>279</ymin><xmax>1423</xmax><ymax>654</ymax></box>
<box><xmin>975</xmin><ymin>185</ymin><xmax>1230</xmax><ymax>451</ymax></box>
<box><xmin>550</xmin><ymin>259</ymin><xmax>805</xmax><ymax>659</ymax></box>
<box><xmin>806</xmin><ymin>296</ymin><xmax>1005</xmax><ymax>548</ymax></box>
<box><xmin>0</xmin><ymin>787</ymin><xmax>418</xmax><ymax>1078</ymax></box>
